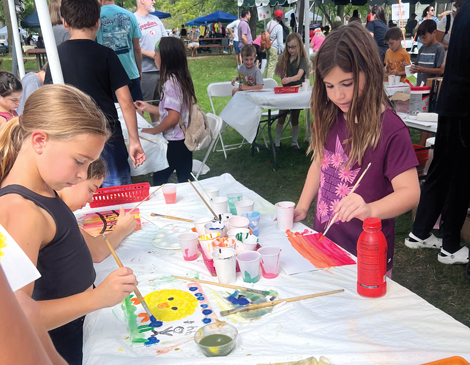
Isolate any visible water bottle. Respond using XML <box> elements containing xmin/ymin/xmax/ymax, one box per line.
<box><xmin>357</xmin><ymin>217</ymin><xmax>387</xmax><ymax>297</ymax></box>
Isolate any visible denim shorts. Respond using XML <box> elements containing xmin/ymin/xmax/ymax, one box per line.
<box><xmin>234</xmin><ymin>40</ymin><xmax>240</xmax><ymax>54</ymax></box>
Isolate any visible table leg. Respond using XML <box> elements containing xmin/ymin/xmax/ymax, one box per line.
<box><xmin>36</xmin><ymin>55</ymin><xmax>41</xmax><ymax>71</ymax></box>
<box><xmin>266</xmin><ymin>110</ymin><xmax>278</xmax><ymax>171</ymax></box>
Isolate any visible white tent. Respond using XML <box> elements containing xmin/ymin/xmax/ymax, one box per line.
<box><xmin>285</xmin><ymin>8</ymin><xmax>322</xmax><ymax>23</ymax></box>
<box><xmin>0</xmin><ymin>26</ymin><xmax>28</xmax><ymax>37</ymax></box>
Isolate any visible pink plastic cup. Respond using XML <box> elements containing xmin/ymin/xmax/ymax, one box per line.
<box><xmin>162</xmin><ymin>184</ymin><xmax>177</xmax><ymax>204</ymax></box>
<box><xmin>178</xmin><ymin>232</ymin><xmax>199</xmax><ymax>261</ymax></box>
<box><xmin>259</xmin><ymin>246</ymin><xmax>281</xmax><ymax>279</ymax></box>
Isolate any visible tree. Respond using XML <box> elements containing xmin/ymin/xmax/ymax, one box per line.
<box><xmin>1</xmin><ymin>0</ymin><xmax>13</xmax><ymax>53</ymax></box>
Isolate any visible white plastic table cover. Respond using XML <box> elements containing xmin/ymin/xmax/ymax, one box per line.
<box><xmin>219</xmin><ymin>89</ymin><xmax>311</xmax><ymax>143</ymax></box>
<box><xmin>116</xmin><ymin>105</ymin><xmax>169</xmax><ymax>176</ymax></box>
<box><xmin>80</xmin><ymin>174</ymin><xmax>470</xmax><ymax>365</ymax></box>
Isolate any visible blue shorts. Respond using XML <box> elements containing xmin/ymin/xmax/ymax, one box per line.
<box><xmin>234</xmin><ymin>41</ymin><xmax>240</xmax><ymax>54</ymax></box>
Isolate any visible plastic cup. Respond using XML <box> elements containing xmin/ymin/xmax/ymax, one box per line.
<box><xmin>226</xmin><ymin>193</ymin><xmax>243</xmax><ymax>215</ymax></box>
<box><xmin>194</xmin><ymin>217</ymin><xmax>214</xmax><ymax>236</ymax></box>
<box><xmin>198</xmin><ymin>232</ymin><xmax>220</xmax><ymax>259</ymax></box>
<box><xmin>301</xmin><ymin>80</ymin><xmax>309</xmax><ymax>92</ymax></box>
<box><xmin>235</xmin><ymin>200</ymin><xmax>254</xmax><ymax>215</ymax></box>
<box><xmin>241</xmin><ymin>211</ymin><xmax>261</xmax><ymax>236</ymax></box>
<box><xmin>388</xmin><ymin>75</ymin><xmax>395</xmax><ymax>85</ymax></box>
<box><xmin>276</xmin><ymin>201</ymin><xmax>295</xmax><ymax>231</ymax></box>
<box><xmin>227</xmin><ymin>228</ymin><xmax>250</xmax><ymax>240</ymax></box>
<box><xmin>237</xmin><ymin>251</ymin><xmax>261</xmax><ymax>283</ymax></box>
<box><xmin>227</xmin><ymin>216</ymin><xmax>249</xmax><ymax>232</ymax></box>
<box><xmin>178</xmin><ymin>232</ymin><xmax>199</xmax><ymax>261</ymax></box>
<box><xmin>235</xmin><ymin>236</ymin><xmax>258</xmax><ymax>254</ymax></box>
<box><xmin>204</xmin><ymin>221</ymin><xmax>226</xmax><ymax>236</ymax></box>
<box><xmin>405</xmin><ymin>65</ymin><xmax>412</xmax><ymax>77</ymax></box>
<box><xmin>211</xmin><ymin>197</ymin><xmax>228</xmax><ymax>217</ymax></box>
<box><xmin>205</xmin><ymin>187</ymin><xmax>219</xmax><ymax>200</ymax></box>
<box><xmin>212</xmin><ymin>248</ymin><xmax>237</xmax><ymax>284</ymax></box>
<box><xmin>162</xmin><ymin>184</ymin><xmax>177</xmax><ymax>204</ymax></box>
<box><xmin>220</xmin><ymin>213</ymin><xmax>232</xmax><ymax>235</ymax></box>
<box><xmin>212</xmin><ymin>237</ymin><xmax>236</xmax><ymax>250</ymax></box>
<box><xmin>259</xmin><ymin>246</ymin><xmax>281</xmax><ymax>279</ymax></box>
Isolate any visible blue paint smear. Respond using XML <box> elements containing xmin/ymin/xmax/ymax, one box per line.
<box><xmin>189</xmin><ymin>286</ymin><xmax>198</xmax><ymax>291</ymax></box>
<box><xmin>202</xmin><ymin>318</ymin><xmax>212</xmax><ymax>324</ymax></box>
<box><xmin>200</xmin><ymin>304</ymin><xmax>209</xmax><ymax>308</ymax></box>
<box><xmin>227</xmin><ymin>290</ymin><xmax>250</xmax><ymax>306</ymax></box>
<box><xmin>197</xmin><ymin>296</ymin><xmax>205</xmax><ymax>301</ymax></box>
<box><xmin>195</xmin><ymin>293</ymin><xmax>203</xmax><ymax>297</ymax></box>
<box><xmin>202</xmin><ymin>309</ymin><xmax>213</xmax><ymax>315</ymax></box>
<box><xmin>149</xmin><ymin>316</ymin><xmax>163</xmax><ymax>328</ymax></box>
<box><xmin>145</xmin><ymin>337</ymin><xmax>160</xmax><ymax>346</ymax></box>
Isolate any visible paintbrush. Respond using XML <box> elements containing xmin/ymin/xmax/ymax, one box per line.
<box><xmin>190</xmin><ymin>172</ymin><xmax>212</xmax><ymax>201</ymax></box>
<box><xmin>128</xmin><ymin>184</ymin><xmax>164</xmax><ymax>214</ymax></box>
<box><xmin>319</xmin><ymin>162</ymin><xmax>372</xmax><ymax>242</ymax></box>
<box><xmin>219</xmin><ymin>289</ymin><xmax>344</xmax><ymax>316</ymax></box>
<box><xmin>171</xmin><ymin>275</ymin><xmax>269</xmax><ymax>295</ymax></box>
<box><xmin>150</xmin><ymin>213</ymin><xmax>194</xmax><ymax>223</ymax></box>
<box><xmin>102</xmin><ymin>236</ymin><xmax>157</xmax><ymax>323</ymax></box>
<box><xmin>187</xmin><ymin>179</ymin><xmax>219</xmax><ymax>221</ymax></box>
<box><xmin>139</xmin><ymin>135</ymin><xmax>158</xmax><ymax>145</ymax></box>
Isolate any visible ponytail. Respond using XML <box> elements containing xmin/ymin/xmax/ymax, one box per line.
<box><xmin>0</xmin><ymin>117</ymin><xmax>24</xmax><ymax>183</ymax></box>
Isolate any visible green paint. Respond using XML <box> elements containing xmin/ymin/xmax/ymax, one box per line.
<box><xmin>139</xmin><ymin>327</ymin><xmax>154</xmax><ymax>333</ymax></box>
<box><xmin>122</xmin><ymin>295</ymin><xmax>147</xmax><ymax>344</ymax></box>
<box><xmin>243</xmin><ymin>271</ymin><xmax>259</xmax><ymax>283</ymax></box>
<box><xmin>199</xmin><ymin>334</ymin><xmax>233</xmax><ymax>347</ymax></box>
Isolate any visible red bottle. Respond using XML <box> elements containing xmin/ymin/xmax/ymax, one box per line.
<box><xmin>357</xmin><ymin>217</ymin><xmax>387</xmax><ymax>297</ymax></box>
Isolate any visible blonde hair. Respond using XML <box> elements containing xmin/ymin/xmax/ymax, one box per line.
<box><xmin>87</xmin><ymin>159</ymin><xmax>107</xmax><ymax>180</ymax></box>
<box><xmin>277</xmin><ymin>33</ymin><xmax>309</xmax><ymax>79</ymax></box>
<box><xmin>49</xmin><ymin>0</ymin><xmax>63</xmax><ymax>26</ymax></box>
<box><xmin>0</xmin><ymin>84</ymin><xmax>110</xmax><ymax>183</ymax></box>
<box><xmin>308</xmin><ymin>23</ymin><xmax>392</xmax><ymax>167</ymax></box>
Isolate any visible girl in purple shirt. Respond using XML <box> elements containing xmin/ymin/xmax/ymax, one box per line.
<box><xmin>294</xmin><ymin>24</ymin><xmax>420</xmax><ymax>273</ymax></box>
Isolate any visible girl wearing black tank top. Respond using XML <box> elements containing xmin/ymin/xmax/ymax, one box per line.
<box><xmin>0</xmin><ymin>85</ymin><xmax>138</xmax><ymax>365</ymax></box>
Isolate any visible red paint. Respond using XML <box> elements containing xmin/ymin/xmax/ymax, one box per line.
<box><xmin>138</xmin><ymin>312</ymin><xmax>149</xmax><ymax>323</ymax></box>
<box><xmin>357</xmin><ymin>218</ymin><xmax>387</xmax><ymax>298</ymax></box>
<box><xmin>163</xmin><ymin>192</ymin><xmax>177</xmax><ymax>204</ymax></box>
<box><xmin>183</xmin><ymin>250</ymin><xmax>198</xmax><ymax>261</ymax></box>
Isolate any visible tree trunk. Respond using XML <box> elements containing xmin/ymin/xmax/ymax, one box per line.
<box><xmin>298</xmin><ymin>0</ymin><xmax>305</xmax><ymax>35</ymax></box>
<box><xmin>249</xmin><ymin>7</ymin><xmax>257</xmax><ymax>40</ymax></box>
<box><xmin>1</xmin><ymin>0</ymin><xmax>13</xmax><ymax>55</ymax></box>
<box><xmin>318</xmin><ymin>4</ymin><xmax>332</xmax><ymax>26</ymax></box>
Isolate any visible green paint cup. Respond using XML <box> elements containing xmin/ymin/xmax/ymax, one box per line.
<box><xmin>236</xmin><ymin>251</ymin><xmax>261</xmax><ymax>283</ymax></box>
<box><xmin>226</xmin><ymin>193</ymin><xmax>243</xmax><ymax>215</ymax></box>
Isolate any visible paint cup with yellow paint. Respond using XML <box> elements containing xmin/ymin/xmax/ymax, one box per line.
<box><xmin>212</xmin><ymin>247</ymin><xmax>237</xmax><ymax>284</ymax></box>
<box><xmin>199</xmin><ymin>232</ymin><xmax>221</xmax><ymax>259</ymax></box>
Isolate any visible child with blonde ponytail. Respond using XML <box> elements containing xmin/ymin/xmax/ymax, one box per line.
<box><xmin>0</xmin><ymin>84</ymin><xmax>137</xmax><ymax>365</ymax></box>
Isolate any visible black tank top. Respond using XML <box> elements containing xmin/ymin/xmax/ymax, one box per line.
<box><xmin>0</xmin><ymin>185</ymin><xmax>96</xmax><ymax>299</ymax></box>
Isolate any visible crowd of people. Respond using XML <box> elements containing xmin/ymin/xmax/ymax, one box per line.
<box><xmin>0</xmin><ymin>0</ymin><xmax>469</xmax><ymax>364</ymax></box>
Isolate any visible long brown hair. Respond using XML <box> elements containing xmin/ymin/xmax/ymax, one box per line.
<box><xmin>277</xmin><ymin>33</ymin><xmax>308</xmax><ymax>78</ymax></box>
<box><xmin>0</xmin><ymin>84</ymin><xmax>109</xmax><ymax>183</ymax></box>
<box><xmin>308</xmin><ymin>23</ymin><xmax>391</xmax><ymax>167</ymax></box>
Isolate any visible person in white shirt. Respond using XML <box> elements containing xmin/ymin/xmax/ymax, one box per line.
<box><xmin>436</xmin><ymin>0</ymin><xmax>464</xmax><ymax>51</ymax></box>
<box><xmin>134</xmin><ymin>0</ymin><xmax>166</xmax><ymax>123</ymax></box>
<box><xmin>227</xmin><ymin>18</ymin><xmax>241</xmax><ymax>68</ymax></box>
<box><xmin>263</xmin><ymin>10</ymin><xmax>284</xmax><ymax>79</ymax></box>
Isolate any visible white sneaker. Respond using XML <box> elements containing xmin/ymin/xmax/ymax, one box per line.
<box><xmin>223</xmin><ymin>51</ymin><xmax>228</xmax><ymax>54</ymax></box>
<box><xmin>404</xmin><ymin>233</ymin><xmax>442</xmax><ymax>249</ymax></box>
<box><xmin>438</xmin><ymin>246</ymin><xmax>469</xmax><ymax>265</ymax></box>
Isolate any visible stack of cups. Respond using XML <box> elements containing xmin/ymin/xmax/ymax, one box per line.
<box><xmin>212</xmin><ymin>248</ymin><xmax>237</xmax><ymax>284</ymax></box>
<box><xmin>276</xmin><ymin>201</ymin><xmax>295</xmax><ymax>231</ymax></box>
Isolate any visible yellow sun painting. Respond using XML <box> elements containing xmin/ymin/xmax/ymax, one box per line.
<box><xmin>144</xmin><ymin>289</ymin><xmax>198</xmax><ymax>322</ymax></box>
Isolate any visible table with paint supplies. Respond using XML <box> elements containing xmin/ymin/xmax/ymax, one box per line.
<box><xmin>76</xmin><ymin>174</ymin><xmax>470</xmax><ymax>365</ymax></box>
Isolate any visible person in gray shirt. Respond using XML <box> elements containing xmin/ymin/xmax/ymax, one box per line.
<box><xmin>231</xmin><ymin>45</ymin><xmax>263</xmax><ymax>96</ymax></box>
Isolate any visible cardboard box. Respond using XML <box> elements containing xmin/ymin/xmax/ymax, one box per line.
<box><xmin>461</xmin><ymin>216</ymin><xmax>470</xmax><ymax>243</ymax></box>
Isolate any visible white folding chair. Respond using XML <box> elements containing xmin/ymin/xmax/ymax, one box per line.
<box><xmin>207</xmin><ymin>82</ymin><xmax>250</xmax><ymax>159</ymax></box>
<box><xmin>194</xmin><ymin>113</ymin><xmax>223</xmax><ymax>179</ymax></box>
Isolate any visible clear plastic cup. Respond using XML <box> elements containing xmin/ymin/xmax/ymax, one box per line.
<box><xmin>198</xmin><ymin>232</ymin><xmax>221</xmax><ymax>259</ymax></box>
<box><xmin>178</xmin><ymin>232</ymin><xmax>199</xmax><ymax>261</ymax></box>
<box><xmin>259</xmin><ymin>246</ymin><xmax>281</xmax><ymax>279</ymax></box>
<box><xmin>194</xmin><ymin>217</ymin><xmax>214</xmax><ymax>236</ymax></box>
<box><xmin>235</xmin><ymin>200</ymin><xmax>254</xmax><ymax>216</ymax></box>
<box><xmin>241</xmin><ymin>211</ymin><xmax>261</xmax><ymax>236</ymax></box>
<box><xmin>205</xmin><ymin>187</ymin><xmax>219</xmax><ymax>200</ymax></box>
<box><xmin>226</xmin><ymin>193</ymin><xmax>243</xmax><ymax>215</ymax></box>
<box><xmin>211</xmin><ymin>197</ymin><xmax>228</xmax><ymax>217</ymax></box>
<box><xmin>204</xmin><ymin>221</ymin><xmax>226</xmax><ymax>237</ymax></box>
<box><xmin>162</xmin><ymin>184</ymin><xmax>177</xmax><ymax>204</ymax></box>
<box><xmin>237</xmin><ymin>251</ymin><xmax>261</xmax><ymax>283</ymax></box>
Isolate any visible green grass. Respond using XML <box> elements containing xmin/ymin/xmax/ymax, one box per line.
<box><xmin>4</xmin><ymin>53</ymin><xmax>469</xmax><ymax>328</ymax></box>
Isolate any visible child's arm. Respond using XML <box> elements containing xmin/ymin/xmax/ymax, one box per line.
<box><xmin>134</xmin><ymin>101</ymin><xmax>160</xmax><ymax>115</ymax></box>
<box><xmin>0</xmin><ymin>116</ymin><xmax>7</xmax><ymax>127</ymax></box>
<box><xmin>333</xmin><ymin>167</ymin><xmax>420</xmax><ymax>222</ymax></box>
<box><xmin>231</xmin><ymin>77</ymin><xmax>238</xmax><ymax>86</ymax></box>
<box><xmin>81</xmin><ymin>207</ymin><xmax>137</xmax><ymax>263</ymax></box>
<box><xmin>282</xmin><ymin>69</ymin><xmax>305</xmax><ymax>85</ymax></box>
<box><xmin>141</xmin><ymin>109</ymin><xmax>179</xmax><ymax>135</ymax></box>
<box><xmin>116</xmin><ymin>85</ymin><xmax>146</xmax><ymax>167</ymax></box>
<box><xmin>294</xmin><ymin>154</ymin><xmax>321</xmax><ymax>221</ymax></box>
<box><xmin>409</xmin><ymin>64</ymin><xmax>444</xmax><ymax>75</ymax></box>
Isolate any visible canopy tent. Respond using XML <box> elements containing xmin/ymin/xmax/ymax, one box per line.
<box><xmin>0</xmin><ymin>26</ymin><xmax>28</xmax><ymax>37</ymax></box>
<box><xmin>185</xmin><ymin>17</ymin><xmax>204</xmax><ymax>26</ymax></box>
<box><xmin>20</xmin><ymin>12</ymin><xmax>40</xmax><ymax>28</ymax></box>
<box><xmin>285</xmin><ymin>7</ymin><xmax>322</xmax><ymax>22</ymax></box>
<box><xmin>188</xmin><ymin>11</ymin><xmax>238</xmax><ymax>25</ymax></box>
<box><xmin>149</xmin><ymin>10</ymin><xmax>172</xmax><ymax>19</ymax></box>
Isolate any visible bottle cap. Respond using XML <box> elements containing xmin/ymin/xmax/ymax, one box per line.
<box><xmin>363</xmin><ymin>217</ymin><xmax>382</xmax><ymax>230</ymax></box>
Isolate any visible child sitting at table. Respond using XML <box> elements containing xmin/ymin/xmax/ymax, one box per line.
<box><xmin>231</xmin><ymin>44</ymin><xmax>264</xmax><ymax>96</ymax></box>
<box><xmin>383</xmin><ymin>27</ymin><xmax>411</xmax><ymax>83</ymax></box>
<box><xmin>0</xmin><ymin>71</ymin><xmax>22</xmax><ymax>126</ymax></box>
<box><xmin>293</xmin><ymin>23</ymin><xmax>420</xmax><ymax>276</ymax></box>
<box><xmin>58</xmin><ymin>159</ymin><xmax>137</xmax><ymax>263</ymax></box>
<box><xmin>275</xmin><ymin>33</ymin><xmax>309</xmax><ymax>151</ymax></box>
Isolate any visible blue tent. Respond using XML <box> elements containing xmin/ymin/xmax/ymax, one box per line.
<box><xmin>185</xmin><ymin>17</ymin><xmax>204</xmax><ymax>26</ymax></box>
<box><xmin>193</xmin><ymin>11</ymin><xmax>237</xmax><ymax>25</ymax></box>
<box><xmin>150</xmin><ymin>10</ymin><xmax>171</xmax><ymax>19</ymax></box>
<box><xmin>21</xmin><ymin>12</ymin><xmax>40</xmax><ymax>28</ymax></box>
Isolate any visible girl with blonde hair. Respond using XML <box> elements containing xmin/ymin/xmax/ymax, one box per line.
<box><xmin>294</xmin><ymin>24</ymin><xmax>420</xmax><ymax>275</ymax></box>
<box><xmin>0</xmin><ymin>84</ymin><xmax>137</xmax><ymax>364</ymax></box>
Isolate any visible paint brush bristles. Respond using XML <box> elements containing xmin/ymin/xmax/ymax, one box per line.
<box><xmin>129</xmin><ymin>184</ymin><xmax>164</xmax><ymax>214</ymax></box>
<box><xmin>320</xmin><ymin>162</ymin><xmax>372</xmax><ymax>241</ymax></box>
<box><xmin>187</xmin><ymin>179</ymin><xmax>219</xmax><ymax>220</ymax></box>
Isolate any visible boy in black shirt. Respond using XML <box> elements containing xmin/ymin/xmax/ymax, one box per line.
<box><xmin>45</xmin><ymin>0</ymin><xmax>145</xmax><ymax>187</ymax></box>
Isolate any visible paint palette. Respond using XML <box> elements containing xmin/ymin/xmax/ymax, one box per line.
<box><xmin>152</xmin><ymin>223</ymin><xmax>192</xmax><ymax>250</ymax></box>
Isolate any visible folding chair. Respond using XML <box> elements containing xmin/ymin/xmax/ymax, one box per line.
<box><xmin>207</xmin><ymin>82</ymin><xmax>250</xmax><ymax>159</ymax></box>
<box><xmin>194</xmin><ymin>113</ymin><xmax>223</xmax><ymax>179</ymax></box>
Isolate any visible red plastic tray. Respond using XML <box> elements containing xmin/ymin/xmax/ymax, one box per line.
<box><xmin>90</xmin><ymin>183</ymin><xmax>151</xmax><ymax>208</ymax></box>
<box><xmin>274</xmin><ymin>86</ymin><xmax>299</xmax><ymax>94</ymax></box>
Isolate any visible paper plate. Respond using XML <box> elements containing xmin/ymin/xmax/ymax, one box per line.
<box><xmin>152</xmin><ymin>225</ymin><xmax>191</xmax><ymax>250</ymax></box>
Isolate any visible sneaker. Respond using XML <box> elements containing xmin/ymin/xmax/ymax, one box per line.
<box><xmin>291</xmin><ymin>143</ymin><xmax>301</xmax><ymax>151</ymax></box>
<box><xmin>223</xmin><ymin>51</ymin><xmax>228</xmax><ymax>54</ymax></box>
<box><xmin>437</xmin><ymin>246</ymin><xmax>469</xmax><ymax>265</ymax></box>
<box><xmin>404</xmin><ymin>233</ymin><xmax>442</xmax><ymax>249</ymax></box>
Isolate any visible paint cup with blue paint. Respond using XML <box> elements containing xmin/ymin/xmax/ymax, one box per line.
<box><xmin>237</xmin><ymin>251</ymin><xmax>261</xmax><ymax>283</ymax></box>
<box><xmin>259</xmin><ymin>246</ymin><xmax>281</xmax><ymax>279</ymax></box>
<box><xmin>226</xmin><ymin>193</ymin><xmax>243</xmax><ymax>215</ymax></box>
<box><xmin>241</xmin><ymin>211</ymin><xmax>261</xmax><ymax>236</ymax></box>
<box><xmin>204</xmin><ymin>221</ymin><xmax>226</xmax><ymax>237</ymax></box>
<box><xmin>194</xmin><ymin>217</ymin><xmax>214</xmax><ymax>236</ymax></box>
<box><xmin>212</xmin><ymin>248</ymin><xmax>237</xmax><ymax>284</ymax></box>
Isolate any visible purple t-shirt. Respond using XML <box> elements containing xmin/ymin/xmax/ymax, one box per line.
<box><xmin>160</xmin><ymin>77</ymin><xmax>189</xmax><ymax>141</ymax></box>
<box><xmin>238</xmin><ymin>18</ymin><xmax>252</xmax><ymax>48</ymax></box>
<box><xmin>313</xmin><ymin>109</ymin><xmax>418</xmax><ymax>271</ymax></box>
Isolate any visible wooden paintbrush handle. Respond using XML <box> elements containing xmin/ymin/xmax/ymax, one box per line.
<box><xmin>150</xmin><ymin>213</ymin><xmax>194</xmax><ymax>223</ymax></box>
<box><xmin>129</xmin><ymin>184</ymin><xmax>163</xmax><ymax>214</ymax></box>
<box><xmin>187</xmin><ymin>180</ymin><xmax>219</xmax><ymax>220</ymax></box>
<box><xmin>171</xmin><ymin>275</ymin><xmax>266</xmax><ymax>295</ymax></box>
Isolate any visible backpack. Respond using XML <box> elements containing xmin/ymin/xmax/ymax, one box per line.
<box><xmin>178</xmin><ymin>104</ymin><xmax>212</xmax><ymax>152</ymax></box>
<box><xmin>260</xmin><ymin>22</ymin><xmax>279</xmax><ymax>50</ymax></box>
